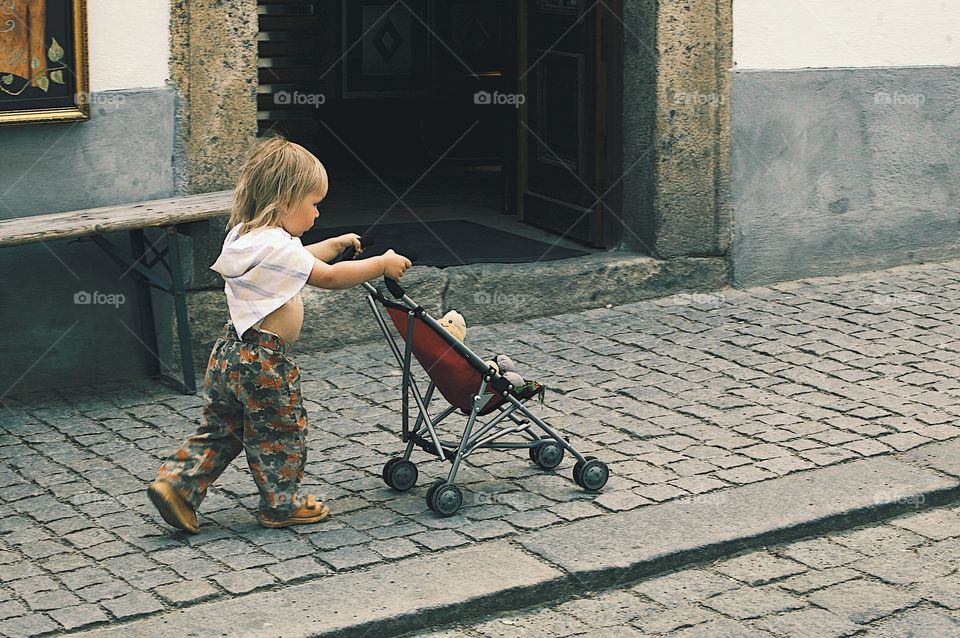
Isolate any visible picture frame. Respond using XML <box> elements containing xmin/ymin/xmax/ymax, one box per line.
<box><xmin>0</xmin><ymin>0</ymin><xmax>89</xmax><ymax>126</ymax></box>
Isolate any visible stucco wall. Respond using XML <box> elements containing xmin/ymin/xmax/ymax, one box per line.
<box><xmin>88</xmin><ymin>0</ymin><xmax>170</xmax><ymax>91</ymax></box>
<box><xmin>0</xmin><ymin>2</ymin><xmax>176</xmax><ymax>396</ymax></box>
<box><xmin>730</xmin><ymin>0</ymin><xmax>960</xmax><ymax>286</ymax></box>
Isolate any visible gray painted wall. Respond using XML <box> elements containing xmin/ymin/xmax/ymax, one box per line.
<box><xmin>0</xmin><ymin>87</ymin><xmax>177</xmax><ymax>398</ymax></box>
<box><xmin>731</xmin><ymin>66</ymin><xmax>960</xmax><ymax>287</ymax></box>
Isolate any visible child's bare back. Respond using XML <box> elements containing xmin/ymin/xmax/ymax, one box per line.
<box><xmin>257</xmin><ymin>291</ymin><xmax>305</xmax><ymax>344</ymax></box>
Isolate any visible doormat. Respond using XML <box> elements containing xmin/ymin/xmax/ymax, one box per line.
<box><xmin>301</xmin><ymin>220</ymin><xmax>589</xmax><ymax>267</ymax></box>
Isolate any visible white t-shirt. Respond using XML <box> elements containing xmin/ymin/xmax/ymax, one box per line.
<box><xmin>210</xmin><ymin>223</ymin><xmax>316</xmax><ymax>337</ymax></box>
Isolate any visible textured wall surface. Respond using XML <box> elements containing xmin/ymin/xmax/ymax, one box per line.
<box><xmin>621</xmin><ymin>0</ymin><xmax>732</xmax><ymax>259</ymax></box>
<box><xmin>0</xmin><ymin>88</ymin><xmax>177</xmax><ymax>395</ymax></box>
<box><xmin>734</xmin><ymin>0</ymin><xmax>960</xmax><ymax>69</ymax></box>
<box><xmin>731</xmin><ymin>66</ymin><xmax>960</xmax><ymax>286</ymax></box>
<box><xmin>170</xmin><ymin>0</ymin><xmax>259</xmax><ymax>194</ymax></box>
<box><xmin>0</xmin><ymin>88</ymin><xmax>175</xmax><ymax>215</ymax></box>
<box><xmin>88</xmin><ymin>0</ymin><xmax>171</xmax><ymax>91</ymax></box>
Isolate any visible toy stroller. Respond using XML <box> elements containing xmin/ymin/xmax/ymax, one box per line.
<box><xmin>339</xmin><ymin>240</ymin><xmax>610</xmax><ymax>516</ymax></box>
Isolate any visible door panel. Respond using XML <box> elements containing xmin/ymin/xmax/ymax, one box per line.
<box><xmin>522</xmin><ymin>0</ymin><xmax>622</xmax><ymax>248</ymax></box>
<box><xmin>432</xmin><ymin>0</ymin><xmax>517</xmax><ymax>213</ymax></box>
<box><xmin>256</xmin><ymin>0</ymin><xmax>338</xmax><ymax>151</ymax></box>
<box><xmin>534</xmin><ymin>51</ymin><xmax>583</xmax><ymax>177</ymax></box>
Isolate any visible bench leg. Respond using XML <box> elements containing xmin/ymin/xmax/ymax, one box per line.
<box><xmin>166</xmin><ymin>227</ymin><xmax>197</xmax><ymax>394</ymax></box>
<box><xmin>129</xmin><ymin>229</ymin><xmax>163</xmax><ymax>379</ymax></box>
<box><xmin>90</xmin><ymin>229</ymin><xmax>197</xmax><ymax>395</ymax></box>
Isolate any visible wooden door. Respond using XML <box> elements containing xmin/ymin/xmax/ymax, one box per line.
<box><xmin>256</xmin><ymin>0</ymin><xmax>337</xmax><ymax>150</ymax></box>
<box><xmin>431</xmin><ymin>0</ymin><xmax>517</xmax><ymax>213</ymax></box>
<box><xmin>520</xmin><ymin>0</ymin><xmax>622</xmax><ymax>248</ymax></box>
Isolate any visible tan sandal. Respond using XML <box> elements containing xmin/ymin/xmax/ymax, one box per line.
<box><xmin>147</xmin><ymin>479</ymin><xmax>199</xmax><ymax>534</ymax></box>
<box><xmin>258</xmin><ymin>495</ymin><xmax>331</xmax><ymax>528</ymax></box>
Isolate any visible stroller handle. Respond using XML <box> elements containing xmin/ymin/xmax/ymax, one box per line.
<box><xmin>329</xmin><ymin>235</ymin><xmax>375</xmax><ymax>264</ymax></box>
<box><xmin>384</xmin><ymin>277</ymin><xmax>405</xmax><ymax>299</ymax></box>
<box><xmin>384</xmin><ymin>249</ymin><xmax>420</xmax><ymax>298</ymax></box>
<box><xmin>330</xmin><ymin>235</ymin><xmax>416</xmax><ymax>298</ymax></box>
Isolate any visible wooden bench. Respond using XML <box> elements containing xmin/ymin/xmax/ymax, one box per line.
<box><xmin>0</xmin><ymin>190</ymin><xmax>234</xmax><ymax>394</ymax></box>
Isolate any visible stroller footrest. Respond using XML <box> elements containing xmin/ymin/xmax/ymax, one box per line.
<box><xmin>410</xmin><ymin>431</ymin><xmax>457</xmax><ymax>461</ymax></box>
<box><xmin>514</xmin><ymin>381</ymin><xmax>545</xmax><ymax>402</ymax></box>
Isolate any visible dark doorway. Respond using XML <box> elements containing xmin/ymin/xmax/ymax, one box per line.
<box><xmin>256</xmin><ymin>0</ymin><xmax>622</xmax><ymax>254</ymax></box>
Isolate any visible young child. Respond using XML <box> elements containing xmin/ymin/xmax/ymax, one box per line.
<box><xmin>147</xmin><ymin>135</ymin><xmax>411</xmax><ymax>533</ymax></box>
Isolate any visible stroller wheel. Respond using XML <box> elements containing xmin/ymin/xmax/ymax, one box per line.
<box><xmin>425</xmin><ymin>479</ymin><xmax>445</xmax><ymax>512</ymax></box>
<box><xmin>430</xmin><ymin>483</ymin><xmax>463</xmax><ymax>516</ymax></box>
<box><xmin>385</xmin><ymin>459</ymin><xmax>418</xmax><ymax>491</ymax></box>
<box><xmin>532</xmin><ymin>442</ymin><xmax>565</xmax><ymax>470</ymax></box>
<box><xmin>382</xmin><ymin>458</ymin><xmax>400</xmax><ymax>485</ymax></box>
<box><xmin>575</xmin><ymin>459</ymin><xmax>609</xmax><ymax>492</ymax></box>
<box><xmin>573</xmin><ymin>456</ymin><xmax>597</xmax><ymax>486</ymax></box>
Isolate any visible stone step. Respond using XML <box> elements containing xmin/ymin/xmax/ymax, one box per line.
<box><xmin>178</xmin><ymin>253</ymin><xmax>729</xmax><ymax>370</ymax></box>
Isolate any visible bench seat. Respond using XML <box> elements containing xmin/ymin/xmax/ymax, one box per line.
<box><xmin>0</xmin><ymin>190</ymin><xmax>235</xmax><ymax>394</ymax></box>
<box><xmin>0</xmin><ymin>190</ymin><xmax>233</xmax><ymax>247</ymax></box>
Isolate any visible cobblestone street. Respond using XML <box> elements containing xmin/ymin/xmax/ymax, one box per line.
<box><xmin>2</xmin><ymin>259</ymin><xmax>960</xmax><ymax>635</ymax></box>
<box><xmin>413</xmin><ymin>506</ymin><xmax>960</xmax><ymax>637</ymax></box>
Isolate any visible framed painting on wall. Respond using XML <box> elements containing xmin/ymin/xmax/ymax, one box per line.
<box><xmin>0</xmin><ymin>0</ymin><xmax>89</xmax><ymax>126</ymax></box>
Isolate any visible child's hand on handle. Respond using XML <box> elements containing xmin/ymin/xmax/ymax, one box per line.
<box><xmin>383</xmin><ymin>249</ymin><xmax>412</xmax><ymax>280</ymax></box>
<box><xmin>338</xmin><ymin>233</ymin><xmax>363</xmax><ymax>258</ymax></box>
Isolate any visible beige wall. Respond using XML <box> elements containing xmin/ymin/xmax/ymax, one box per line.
<box><xmin>734</xmin><ymin>0</ymin><xmax>960</xmax><ymax>69</ymax></box>
<box><xmin>89</xmin><ymin>0</ymin><xmax>170</xmax><ymax>91</ymax></box>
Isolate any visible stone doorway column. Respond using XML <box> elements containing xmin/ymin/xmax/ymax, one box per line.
<box><xmin>621</xmin><ymin>0</ymin><xmax>733</xmax><ymax>260</ymax></box>
<box><xmin>170</xmin><ymin>0</ymin><xmax>259</xmax><ymax>194</ymax></box>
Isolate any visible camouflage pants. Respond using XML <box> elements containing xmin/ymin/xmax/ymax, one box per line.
<box><xmin>156</xmin><ymin>322</ymin><xmax>308</xmax><ymax>519</ymax></box>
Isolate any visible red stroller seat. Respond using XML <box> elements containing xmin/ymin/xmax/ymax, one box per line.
<box><xmin>384</xmin><ymin>305</ymin><xmax>542</xmax><ymax>416</ymax></box>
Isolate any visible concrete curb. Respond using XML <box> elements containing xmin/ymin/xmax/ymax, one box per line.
<box><xmin>518</xmin><ymin>453</ymin><xmax>960</xmax><ymax>590</ymax></box>
<box><xmin>71</xmin><ymin>441</ymin><xmax>960</xmax><ymax>638</ymax></box>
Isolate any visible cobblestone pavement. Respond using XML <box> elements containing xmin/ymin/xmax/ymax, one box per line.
<box><xmin>412</xmin><ymin>505</ymin><xmax>960</xmax><ymax>638</ymax></box>
<box><xmin>2</xmin><ymin>260</ymin><xmax>960</xmax><ymax>635</ymax></box>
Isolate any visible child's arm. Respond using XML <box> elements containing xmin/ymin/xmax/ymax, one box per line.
<box><xmin>307</xmin><ymin>249</ymin><xmax>410</xmax><ymax>290</ymax></box>
<box><xmin>304</xmin><ymin>233</ymin><xmax>361</xmax><ymax>263</ymax></box>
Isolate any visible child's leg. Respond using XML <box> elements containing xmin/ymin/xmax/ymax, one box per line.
<box><xmin>155</xmin><ymin>345</ymin><xmax>244</xmax><ymax>510</ymax></box>
<box><xmin>238</xmin><ymin>350</ymin><xmax>308</xmax><ymax>520</ymax></box>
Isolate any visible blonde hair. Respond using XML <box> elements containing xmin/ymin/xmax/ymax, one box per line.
<box><xmin>229</xmin><ymin>135</ymin><xmax>328</xmax><ymax>234</ymax></box>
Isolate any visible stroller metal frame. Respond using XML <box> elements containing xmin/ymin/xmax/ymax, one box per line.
<box><xmin>360</xmin><ymin>279</ymin><xmax>610</xmax><ymax>515</ymax></box>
